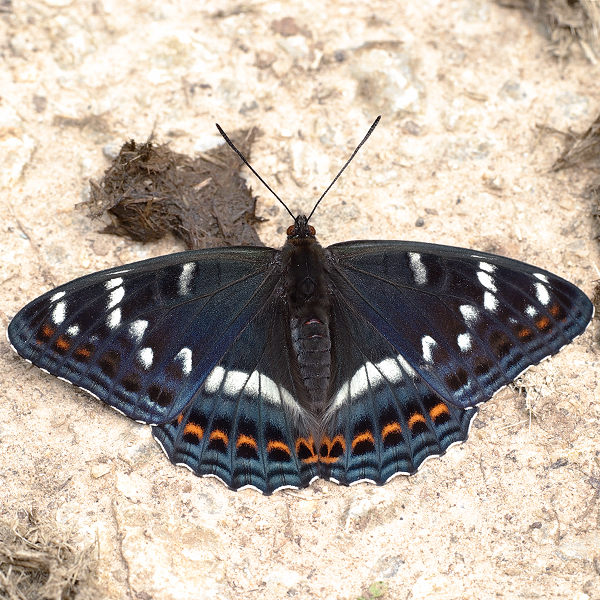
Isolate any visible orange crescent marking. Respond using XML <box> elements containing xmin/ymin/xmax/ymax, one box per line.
<box><xmin>320</xmin><ymin>434</ymin><xmax>346</xmax><ymax>450</ymax></box>
<box><xmin>429</xmin><ymin>403</ymin><xmax>450</xmax><ymax>420</ymax></box>
<box><xmin>296</xmin><ymin>437</ymin><xmax>319</xmax><ymax>463</ymax></box>
<box><xmin>183</xmin><ymin>422</ymin><xmax>203</xmax><ymax>440</ymax></box>
<box><xmin>549</xmin><ymin>304</ymin><xmax>561</xmax><ymax>318</ymax></box>
<box><xmin>74</xmin><ymin>345</ymin><xmax>92</xmax><ymax>359</ymax></box>
<box><xmin>236</xmin><ymin>433</ymin><xmax>258</xmax><ymax>450</ymax></box>
<box><xmin>209</xmin><ymin>429</ymin><xmax>229</xmax><ymax>445</ymax></box>
<box><xmin>351</xmin><ymin>431</ymin><xmax>375</xmax><ymax>450</ymax></box>
<box><xmin>319</xmin><ymin>434</ymin><xmax>346</xmax><ymax>464</ymax></box>
<box><xmin>382</xmin><ymin>422</ymin><xmax>402</xmax><ymax>439</ymax></box>
<box><xmin>37</xmin><ymin>323</ymin><xmax>55</xmax><ymax>344</ymax></box>
<box><xmin>296</xmin><ymin>435</ymin><xmax>314</xmax><ymax>448</ymax></box>
<box><xmin>536</xmin><ymin>316</ymin><xmax>551</xmax><ymax>330</ymax></box>
<box><xmin>408</xmin><ymin>412</ymin><xmax>427</xmax><ymax>429</ymax></box>
<box><xmin>176</xmin><ymin>413</ymin><xmax>184</xmax><ymax>425</ymax></box>
<box><xmin>516</xmin><ymin>326</ymin><xmax>533</xmax><ymax>339</ymax></box>
<box><xmin>266</xmin><ymin>440</ymin><xmax>291</xmax><ymax>455</ymax></box>
<box><xmin>54</xmin><ymin>335</ymin><xmax>71</xmax><ymax>351</ymax></box>
<box><xmin>302</xmin><ymin>454</ymin><xmax>319</xmax><ymax>464</ymax></box>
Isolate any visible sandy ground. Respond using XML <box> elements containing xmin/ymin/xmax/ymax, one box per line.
<box><xmin>1</xmin><ymin>1</ymin><xmax>599</xmax><ymax>598</ymax></box>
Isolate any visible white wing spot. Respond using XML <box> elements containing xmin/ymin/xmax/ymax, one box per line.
<box><xmin>106</xmin><ymin>277</ymin><xmax>123</xmax><ymax>290</ymax></box>
<box><xmin>107</xmin><ymin>286</ymin><xmax>125</xmax><ymax>309</ymax></box>
<box><xmin>331</xmin><ymin>381</ymin><xmax>349</xmax><ymax>410</ymax></box>
<box><xmin>377</xmin><ymin>357</ymin><xmax>404</xmax><ymax>383</ymax></box>
<box><xmin>477</xmin><ymin>271</ymin><xmax>497</xmax><ymax>292</ymax></box>
<box><xmin>396</xmin><ymin>353</ymin><xmax>417</xmax><ymax>378</ymax></box>
<box><xmin>246</xmin><ymin>370</ymin><xmax>291</xmax><ymax>406</ymax></box>
<box><xmin>175</xmin><ymin>347</ymin><xmax>193</xmax><ymax>376</ymax></box>
<box><xmin>534</xmin><ymin>273</ymin><xmax>549</xmax><ymax>283</ymax></box>
<box><xmin>484</xmin><ymin>291</ymin><xmax>498</xmax><ymax>312</ymax></box>
<box><xmin>129</xmin><ymin>319</ymin><xmax>148</xmax><ymax>342</ymax></box>
<box><xmin>350</xmin><ymin>364</ymin><xmax>369</xmax><ymax>398</ymax></box>
<box><xmin>223</xmin><ymin>370</ymin><xmax>250</xmax><ymax>397</ymax></box>
<box><xmin>203</xmin><ymin>366</ymin><xmax>298</xmax><ymax>415</ymax></box>
<box><xmin>107</xmin><ymin>308</ymin><xmax>122</xmax><ymax>329</ymax></box>
<box><xmin>460</xmin><ymin>304</ymin><xmax>478</xmax><ymax>326</ymax></box>
<box><xmin>245</xmin><ymin>370</ymin><xmax>262</xmax><ymax>397</ymax></box>
<box><xmin>421</xmin><ymin>335</ymin><xmax>437</xmax><ymax>363</ymax></box>
<box><xmin>50</xmin><ymin>291</ymin><xmax>65</xmax><ymax>302</ymax></box>
<box><xmin>457</xmin><ymin>332</ymin><xmax>472</xmax><ymax>353</ymax></box>
<box><xmin>204</xmin><ymin>366</ymin><xmax>225</xmax><ymax>393</ymax></box>
<box><xmin>525</xmin><ymin>305</ymin><xmax>538</xmax><ymax>318</ymax></box>
<box><xmin>52</xmin><ymin>301</ymin><xmax>67</xmax><ymax>325</ymax></box>
<box><xmin>479</xmin><ymin>262</ymin><xmax>495</xmax><ymax>273</ymax></box>
<box><xmin>66</xmin><ymin>324</ymin><xmax>80</xmax><ymax>336</ymax></box>
<box><xmin>408</xmin><ymin>253</ymin><xmax>427</xmax><ymax>285</ymax></box>
<box><xmin>179</xmin><ymin>263</ymin><xmax>195</xmax><ymax>296</ymax></box>
<box><xmin>534</xmin><ymin>282</ymin><xmax>550</xmax><ymax>306</ymax></box>
<box><xmin>329</xmin><ymin>354</ymin><xmax>410</xmax><ymax>413</ymax></box>
<box><xmin>138</xmin><ymin>347</ymin><xmax>153</xmax><ymax>369</ymax></box>
<box><xmin>348</xmin><ymin>362</ymin><xmax>380</xmax><ymax>400</ymax></box>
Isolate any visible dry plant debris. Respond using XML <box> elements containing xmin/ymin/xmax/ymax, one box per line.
<box><xmin>497</xmin><ymin>0</ymin><xmax>600</xmax><ymax>61</ymax></box>
<box><xmin>84</xmin><ymin>129</ymin><xmax>263</xmax><ymax>250</ymax></box>
<box><xmin>0</xmin><ymin>511</ymin><xmax>101</xmax><ymax>600</ymax></box>
<box><xmin>549</xmin><ymin>113</ymin><xmax>600</xmax><ymax>283</ymax></box>
<box><xmin>552</xmin><ymin>112</ymin><xmax>600</xmax><ymax>171</ymax></box>
<box><xmin>546</xmin><ymin>112</ymin><xmax>600</xmax><ymax>330</ymax></box>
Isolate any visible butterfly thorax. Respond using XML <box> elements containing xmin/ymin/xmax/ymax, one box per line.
<box><xmin>282</xmin><ymin>216</ymin><xmax>331</xmax><ymax>417</ymax></box>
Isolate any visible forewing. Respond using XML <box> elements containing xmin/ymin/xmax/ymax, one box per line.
<box><xmin>327</xmin><ymin>241</ymin><xmax>593</xmax><ymax>409</ymax></box>
<box><xmin>8</xmin><ymin>247</ymin><xmax>280</xmax><ymax>424</ymax></box>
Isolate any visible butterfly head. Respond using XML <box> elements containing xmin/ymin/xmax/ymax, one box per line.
<box><xmin>287</xmin><ymin>215</ymin><xmax>316</xmax><ymax>240</ymax></box>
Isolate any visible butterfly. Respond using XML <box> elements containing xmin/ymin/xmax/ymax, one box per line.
<box><xmin>7</xmin><ymin>118</ymin><xmax>594</xmax><ymax>495</ymax></box>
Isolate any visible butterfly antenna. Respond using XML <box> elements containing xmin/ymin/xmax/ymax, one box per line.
<box><xmin>216</xmin><ymin>124</ymin><xmax>296</xmax><ymax>220</ymax></box>
<box><xmin>306</xmin><ymin>115</ymin><xmax>381</xmax><ymax>223</ymax></box>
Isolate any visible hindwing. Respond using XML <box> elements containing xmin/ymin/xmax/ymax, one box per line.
<box><xmin>321</xmin><ymin>289</ymin><xmax>475</xmax><ymax>486</ymax></box>
<box><xmin>153</xmin><ymin>295</ymin><xmax>320</xmax><ymax>493</ymax></box>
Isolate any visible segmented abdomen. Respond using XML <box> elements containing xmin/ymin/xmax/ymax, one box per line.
<box><xmin>291</xmin><ymin>316</ymin><xmax>331</xmax><ymax>413</ymax></box>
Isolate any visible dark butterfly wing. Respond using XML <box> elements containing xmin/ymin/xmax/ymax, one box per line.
<box><xmin>316</xmin><ymin>240</ymin><xmax>592</xmax><ymax>485</ymax></box>
<box><xmin>7</xmin><ymin>234</ymin><xmax>593</xmax><ymax>494</ymax></box>
<box><xmin>327</xmin><ymin>241</ymin><xmax>593</xmax><ymax>410</ymax></box>
<box><xmin>153</xmin><ymin>295</ymin><xmax>320</xmax><ymax>494</ymax></box>
<box><xmin>8</xmin><ymin>247</ymin><xmax>280</xmax><ymax>425</ymax></box>
<box><xmin>321</xmin><ymin>290</ymin><xmax>475</xmax><ymax>486</ymax></box>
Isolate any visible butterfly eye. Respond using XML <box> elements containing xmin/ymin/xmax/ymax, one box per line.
<box><xmin>287</xmin><ymin>225</ymin><xmax>295</xmax><ymax>236</ymax></box>
<box><xmin>308</xmin><ymin>225</ymin><xmax>316</xmax><ymax>236</ymax></box>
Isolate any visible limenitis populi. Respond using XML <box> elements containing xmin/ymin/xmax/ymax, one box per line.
<box><xmin>7</xmin><ymin>118</ymin><xmax>593</xmax><ymax>494</ymax></box>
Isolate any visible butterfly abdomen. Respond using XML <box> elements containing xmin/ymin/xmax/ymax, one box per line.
<box><xmin>283</xmin><ymin>233</ymin><xmax>332</xmax><ymax>416</ymax></box>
